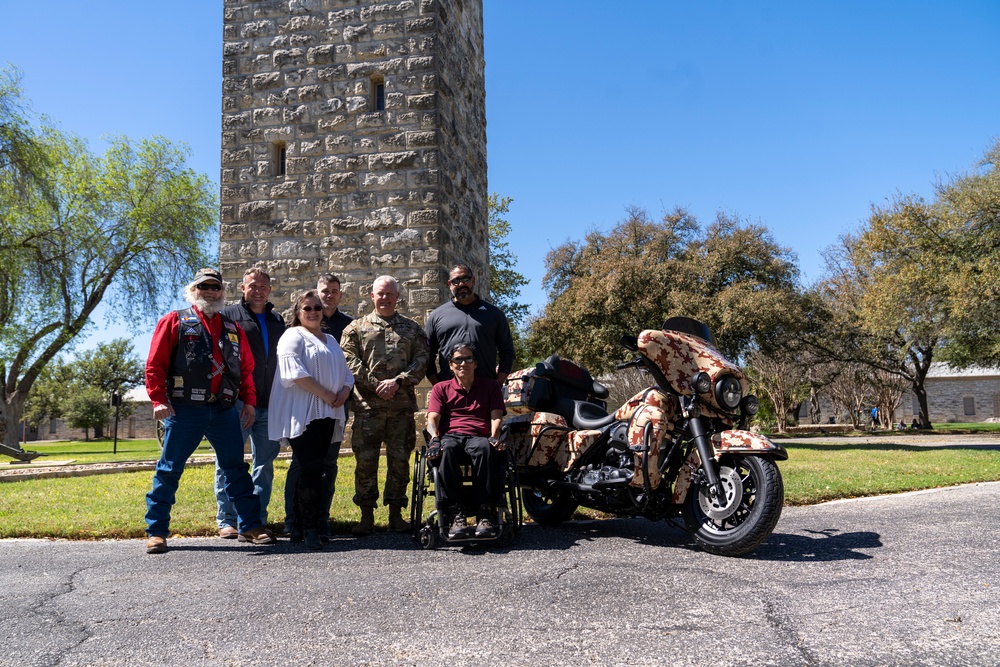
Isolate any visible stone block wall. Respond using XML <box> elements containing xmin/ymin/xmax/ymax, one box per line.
<box><xmin>219</xmin><ymin>0</ymin><xmax>487</xmax><ymax>320</ymax></box>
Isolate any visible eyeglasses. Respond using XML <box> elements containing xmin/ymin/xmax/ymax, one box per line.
<box><xmin>449</xmin><ymin>275</ymin><xmax>473</xmax><ymax>285</ymax></box>
<box><xmin>449</xmin><ymin>356</ymin><xmax>475</xmax><ymax>365</ymax></box>
<box><xmin>197</xmin><ymin>283</ymin><xmax>222</xmax><ymax>291</ymax></box>
<box><xmin>300</xmin><ymin>305</ymin><xmax>323</xmax><ymax>312</ymax></box>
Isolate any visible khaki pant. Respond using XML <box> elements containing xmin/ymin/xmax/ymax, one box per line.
<box><xmin>351</xmin><ymin>410</ymin><xmax>416</xmax><ymax>508</ymax></box>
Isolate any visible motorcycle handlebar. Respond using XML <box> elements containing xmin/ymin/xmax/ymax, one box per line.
<box><xmin>615</xmin><ymin>357</ymin><xmax>643</xmax><ymax>371</ymax></box>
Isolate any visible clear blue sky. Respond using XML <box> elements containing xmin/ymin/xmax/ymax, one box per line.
<box><xmin>3</xmin><ymin>1</ymin><xmax>998</xmax><ymax>356</ymax></box>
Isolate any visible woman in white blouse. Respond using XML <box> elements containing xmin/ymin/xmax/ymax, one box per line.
<box><xmin>269</xmin><ymin>291</ymin><xmax>353</xmax><ymax>550</ymax></box>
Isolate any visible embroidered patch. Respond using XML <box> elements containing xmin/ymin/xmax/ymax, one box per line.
<box><xmin>180</xmin><ymin>316</ymin><xmax>199</xmax><ymax>325</ymax></box>
<box><xmin>224</xmin><ymin>322</ymin><xmax>237</xmax><ymax>331</ymax></box>
<box><xmin>227</xmin><ymin>333</ymin><xmax>239</xmax><ymax>344</ymax></box>
<box><xmin>172</xmin><ymin>376</ymin><xmax>184</xmax><ymax>388</ymax></box>
<box><xmin>183</xmin><ymin>326</ymin><xmax>199</xmax><ymax>336</ymax></box>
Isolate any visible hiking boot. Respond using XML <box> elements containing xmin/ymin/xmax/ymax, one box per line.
<box><xmin>238</xmin><ymin>527</ymin><xmax>276</xmax><ymax>545</ymax></box>
<box><xmin>448</xmin><ymin>510</ymin><xmax>471</xmax><ymax>539</ymax></box>
<box><xmin>388</xmin><ymin>505</ymin><xmax>410</xmax><ymax>532</ymax></box>
<box><xmin>145</xmin><ymin>535</ymin><xmax>167</xmax><ymax>554</ymax></box>
<box><xmin>352</xmin><ymin>506</ymin><xmax>375</xmax><ymax>536</ymax></box>
<box><xmin>218</xmin><ymin>526</ymin><xmax>239</xmax><ymax>540</ymax></box>
<box><xmin>303</xmin><ymin>529</ymin><xmax>324</xmax><ymax>551</ymax></box>
<box><xmin>475</xmin><ymin>515</ymin><xmax>497</xmax><ymax>538</ymax></box>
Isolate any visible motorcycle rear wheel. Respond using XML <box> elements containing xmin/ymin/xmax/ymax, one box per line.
<box><xmin>682</xmin><ymin>454</ymin><xmax>783</xmax><ymax>557</ymax></box>
<box><xmin>522</xmin><ymin>487</ymin><xmax>578</xmax><ymax>526</ymax></box>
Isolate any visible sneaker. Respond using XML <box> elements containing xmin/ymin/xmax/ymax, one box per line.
<box><xmin>448</xmin><ymin>510</ymin><xmax>470</xmax><ymax>539</ymax></box>
<box><xmin>218</xmin><ymin>526</ymin><xmax>239</xmax><ymax>540</ymax></box>
<box><xmin>145</xmin><ymin>535</ymin><xmax>167</xmax><ymax>554</ymax></box>
<box><xmin>475</xmin><ymin>515</ymin><xmax>497</xmax><ymax>538</ymax></box>
<box><xmin>238</xmin><ymin>527</ymin><xmax>276</xmax><ymax>545</ymax></box>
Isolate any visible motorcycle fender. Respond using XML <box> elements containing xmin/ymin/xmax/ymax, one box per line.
<box><xmin>672</xmin><ymin>431</ymin><xmax>787</xmax><ymax>504</ymax></box>
<box><xmin>711</xmin><ymin>430</ymin><xmax>789</xmax><ymax>461</ymax></box>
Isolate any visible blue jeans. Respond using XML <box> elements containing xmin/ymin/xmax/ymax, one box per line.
<box><xmin>145</xmin><ymin>402</ymin><xmax>262</xmax><ymax>536</ymax></box>
<box><xmin>214</xmin><ymin>403</ymin><xmax>281</xmax><ymax>528</ymax></box>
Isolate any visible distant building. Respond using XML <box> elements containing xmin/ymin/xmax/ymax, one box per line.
<box><xmin>20</xmin><ymin>386</ymin><xmax>157</xmax><ymax>443</ymax></box>
<box><xmin>799</xmin><ymin>363</ymin><xmax>1000</xmax><ymax>425</ymax></box>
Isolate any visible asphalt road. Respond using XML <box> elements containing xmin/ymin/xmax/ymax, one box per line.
<box><xmin>2</xmin><ymin>480</ymin><xmax>998</xmax><ymax>666</ymax></box>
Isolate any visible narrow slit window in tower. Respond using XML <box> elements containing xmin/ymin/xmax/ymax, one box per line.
<box><xmin>274</xmin><ymin>141</ymin><xmax>287</xmax><ymax>177</ymax></box>
<box><xmin>373</xmin><ymin>77</ymin><xmax>385</xmax><ymax>111</ymax></box>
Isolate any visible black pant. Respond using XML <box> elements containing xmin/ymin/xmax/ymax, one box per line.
<box><xmin>288</xmin><ymin>418</ymin><xmax>337</xmax><ymax>531</ymax></box>
<box><xmin>438</xmin><ymin>433</ymin><xmax>503</xmax><ymax>512</ymax></box>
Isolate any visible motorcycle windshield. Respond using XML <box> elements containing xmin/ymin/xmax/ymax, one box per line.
<box><xmin>661</xmin><ymin>316</ymin><xmax>714</xmax><ymax>345</ymax></box>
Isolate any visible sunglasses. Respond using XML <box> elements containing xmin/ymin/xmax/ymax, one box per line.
<box><xmin>197</xmin><ymin>283</ymin><xmax>222</xmax><ymax>291</ymax></box>
<box><xmin>449</xmin><ymin>356</ymin><xmax>475</xmax><ymax>365</ymax></box>
<box><xmin>300</xmin><ymin>305</ymin><xmax>323</xmax><ymax>312</ymax></box>
<box><xmin>449</xmin><ymin>275</ymin><xmax>473</xmax><ymax>285</ymax></box>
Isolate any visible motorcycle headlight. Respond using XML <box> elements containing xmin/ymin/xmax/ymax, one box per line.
<box><xmin>693</xmin><ymin>372</ymin><xmax>712</xmax><ymax>394</ymax></box>
<box><xmin>714</xmin><ymin>375</ymin><xmax>743</xmax><ymax>411</ymax></box>
<box><xmin>741</xmin><ymin>395</ymin><xmax>759</xmax><ymax>416</ymax></box>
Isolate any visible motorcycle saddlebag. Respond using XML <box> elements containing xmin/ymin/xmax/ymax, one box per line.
<box><xmin>503</xmin><ymin>368</ymin><xmax>553</xmax><ymax>415</ymax></box>
<box><xmin>505</xmin><ymin>411</ymin><xmax>570</xmax><ymax>467</ymax></box>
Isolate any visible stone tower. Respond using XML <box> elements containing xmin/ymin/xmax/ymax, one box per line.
<box><xmin>219</xmin><ymin>0</ymin><xmax>487</xmax><ymax>319</ymax></box>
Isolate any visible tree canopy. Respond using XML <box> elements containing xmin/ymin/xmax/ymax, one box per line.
<box><xmin>812</xmin><ymin>139</ymin><xmax>1000</xmax><ymax>427</ymax></box>
<box><xmin>528</xmin><ymin>207</ymin><xmax>802</xmax><ymax>372</ymax></box>
<box><xmin>0</xmin><ymin>67</ymin><xmax>218</xmax><ymax>451</ymax></box>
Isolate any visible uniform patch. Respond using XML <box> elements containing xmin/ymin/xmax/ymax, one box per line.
<box><xmin>183</xmin><ymin>326</ymin><xmax>199</xmax><ymax>336</ymax></box>
<box><xmin>172</xmin><ymin>376</ymin><xmax>184</xmax><ymax>388</ymax></box>
<box><xmin>227</xmin><ymin>333</ymin><xmax>239</xmax><ymax>344</ymax></box>
<box><xmin>224</xmin><ymin>322</ymin><xmax>237</xmax><ymax>331</ymax></box>
<box><xmin>180</xmin><ymin>316</ymin><xmax>200</xmax><ymax>325</ymax></box>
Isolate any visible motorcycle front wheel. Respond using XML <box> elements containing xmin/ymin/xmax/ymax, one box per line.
<box><xmin>682</xmin><ymin>454</ymin><xmax>783</xmax><ymax>557</ymax></box>
<box><xmin>522</xmin><ymin>487</ymin><xmax>578</xmax><ymax>526</ymax></box>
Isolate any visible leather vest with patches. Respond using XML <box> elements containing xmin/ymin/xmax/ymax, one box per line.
<box><xmin>169</xmin><ymin>308</ymin><xmax>242</xmax><ymax>407</ymax></box>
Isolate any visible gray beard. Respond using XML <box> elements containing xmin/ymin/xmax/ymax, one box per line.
<box><xmin>192</xmin><ymin>296</ymin><xmax>222</xmax><ymax>316</ymax></box>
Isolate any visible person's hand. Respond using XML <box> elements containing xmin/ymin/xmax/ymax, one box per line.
<box><xmin>426</xmin><ymin>436</ymin><xmax>442</xmax><ymax>460</ymax></box>
<box><xmin>331</xmin><ymin>387</ymin><xmax>351</xmax><ymax>408</ymax></box>
<box><xmin>240</xmin><ymin>403</ymin><xmax>256</xmax><ymax>430</ymax></box>
<box><xmin>152</xmin><ymin>403</ymin><xmax>174</xmax><ymax>420</ymax></box>
<box><xmin>375</xmin><ymin>379</ymin><xmax>399</xmax><ymax>400</ymax></box>
<box><xmin>488</xmin><ymin>435</ymin><xmax>505</xmax><ymax>451</ymax></box>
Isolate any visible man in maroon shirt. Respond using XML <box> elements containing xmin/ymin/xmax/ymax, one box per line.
<box><xmin>426</xmin><ymin>343</ymin><xmax>505</xmax><ymax>538</ymax></box>
<box><xmin>143</xmin><ymin>268</ymin><xmax>275</xmax><ymax>554</ymax></box>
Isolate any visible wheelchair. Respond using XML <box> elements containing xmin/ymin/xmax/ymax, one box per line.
<box><xmin>409</xmin><ymin>434</ymin><xmax>523</xmax><ymax>549</ymax></box>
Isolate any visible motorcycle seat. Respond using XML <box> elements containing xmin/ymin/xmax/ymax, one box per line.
<box><xmin>553</xmin><ymin>397</ymin><xmax>616</xmax><ymax>430</ymax></box>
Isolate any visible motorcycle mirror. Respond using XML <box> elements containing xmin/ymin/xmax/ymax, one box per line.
<box><xmin>620</xmin><ymin>335</ymin><xmax>639</xmax><ymax>352</ymax></box>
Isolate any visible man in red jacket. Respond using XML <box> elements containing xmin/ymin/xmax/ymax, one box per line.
<box><xmin>143</xmin><ymin>268</ymin><xmax>275</xmax><ymax>554</ymax></box>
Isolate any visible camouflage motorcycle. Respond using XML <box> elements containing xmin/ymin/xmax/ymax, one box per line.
<box><xmin>502</xmin><ymin>317</ymin><xmax>786</xmax><ymax>556</ymax></box>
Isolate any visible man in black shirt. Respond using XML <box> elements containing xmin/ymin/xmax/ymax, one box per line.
<box><xmin>426</xmin><ymin>264</ymin><xmax>516</xmax><ymax>385</ymax></box>
<box><xmin>319</xmin><ymin>273</ymin><xmax>353</xmax><ymax>342</ymax></box>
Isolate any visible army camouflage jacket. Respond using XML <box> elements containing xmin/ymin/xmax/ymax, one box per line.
<box><xmin>340</xmin><ymin>310</ymin><xmax>429</xmax><ymax>412</ymax></box>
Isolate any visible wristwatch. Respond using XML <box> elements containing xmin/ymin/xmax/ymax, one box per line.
<box><xmin>488</xmin><ymin>436</ymin><xmax>499</xmax><ymax>445</ymax></box>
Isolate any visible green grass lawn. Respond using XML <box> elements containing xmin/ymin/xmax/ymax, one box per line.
<box><xmin>2</xmin><ymin>437</ymin><xmax>999</xmax><ymax>539</ymax></box>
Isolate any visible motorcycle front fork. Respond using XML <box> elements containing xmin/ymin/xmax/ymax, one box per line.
<box><xmin>686</xmin><ymin>413</ymin><xmax>725</xmax><ymax>500</ymax></box>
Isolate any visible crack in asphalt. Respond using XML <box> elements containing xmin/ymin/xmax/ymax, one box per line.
<box><xmin>22</xmin><ymin>563</ymin><xmax>95</xmax><ymax>667</ymax></box>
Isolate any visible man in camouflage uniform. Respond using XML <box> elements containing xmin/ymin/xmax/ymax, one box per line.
<box><xmin>340</xmin><ymin>275</ymin><xmax>429</xmax><ymax>535</ymax></box>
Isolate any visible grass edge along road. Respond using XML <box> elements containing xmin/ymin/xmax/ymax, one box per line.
<box><xmin>2</xmin><ymin>434</ymin><xmax>1000</xmax><ymax>539</ymax></box>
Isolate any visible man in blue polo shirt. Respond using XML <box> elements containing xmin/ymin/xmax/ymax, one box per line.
<box><xmin>425</xmin><ymin>343</ymin><xmax>505</xmax><ymax>539</ymax></box>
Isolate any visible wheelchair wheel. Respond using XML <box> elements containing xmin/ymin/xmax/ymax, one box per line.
<box><xmin>504</xmin><ymin>450</ymin><xmax>523</xmax><ymax>535</ymax></box>
<box><xmin>410</xmin><ymin>446</ymin><xmax>429</xmax><ymax>540</ymax></box>
<box><xmin>418</xmin><ymin>525</ymin><xmax>437</xmax><ymax>550</ymax></box>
